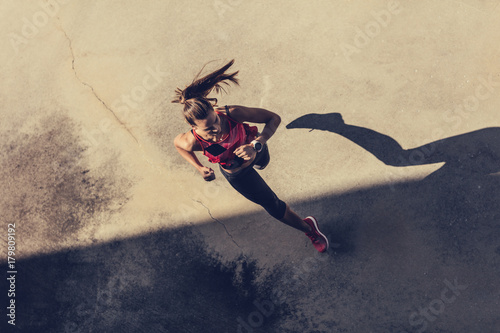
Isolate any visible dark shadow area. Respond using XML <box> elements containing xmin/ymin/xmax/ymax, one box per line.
<box><xmin>2</xmin><ymin>173</ymin><xmax>499</xmax><ymax>332</ymax></box>
<box><xmin>286</xmin><ymin>112</ymin><xmax>500</xmax><ymax>179</ymax></box>
<box><xmin>0</xmin><ymin>226</ymin><xmax>284</xmax><ymax>333</ymax></box>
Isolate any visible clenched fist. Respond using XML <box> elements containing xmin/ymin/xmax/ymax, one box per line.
<box><xmin>198</xmin><ymin>166</ymin><xmax>215</xmax><ymax>181</ymax></box>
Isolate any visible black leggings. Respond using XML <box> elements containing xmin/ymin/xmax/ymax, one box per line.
<box><xmin>219</xmin><ymin>144</ymin><xmax>287</xmax><ymax>219</ymax></box>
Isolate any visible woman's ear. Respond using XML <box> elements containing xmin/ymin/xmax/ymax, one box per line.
<box><xmin>185</xmin><ymin>118</ymin><xmax>195</xmax><ymax>128</ymax></box>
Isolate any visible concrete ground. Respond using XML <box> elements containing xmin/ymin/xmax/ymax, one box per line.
<box><xmin>1</xmin><ymin>1</ymin><xmax>500</xmax><ymax>332</ymax></box>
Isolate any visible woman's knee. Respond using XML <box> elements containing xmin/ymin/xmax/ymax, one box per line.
<box><xmin>263</xmin><ymin>198</ymin><xmax>286</xmax><ymax>219</ymax></box>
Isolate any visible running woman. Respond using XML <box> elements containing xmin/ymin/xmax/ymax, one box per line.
<box><xmin>172</xmin><ymin>60</ymin><xmax>329</xmax><ymax>252</ymax></box>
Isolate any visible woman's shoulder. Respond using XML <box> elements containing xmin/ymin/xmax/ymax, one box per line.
<box><xmin>174</xmin><ymin>130</ymin><xmax>202</xmax><ymax>151</ymax></box>
<box><xmin>213</xmin><ymin>105</ymin><xmax>235</xmax><ymax>123</ymax></box>
<box><xmin>215</xmin><ymin>105</ymin><xmax>243</xmax><ymax>122</ymax></box>
<box><xmin>214</xmin><ymin>105</ymin><xmax>230</xmax><ymax>115</ymax></box>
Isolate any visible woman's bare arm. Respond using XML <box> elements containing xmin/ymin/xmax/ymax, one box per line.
<box><xmin>226</xmin><ymin>105</ymin><xmax>281</xmax><ymax>144</ymax></box>
<box><xmin>174</xmin><ymin>132</ymin><xmax>215</xmax><ymax>180</ymax></box>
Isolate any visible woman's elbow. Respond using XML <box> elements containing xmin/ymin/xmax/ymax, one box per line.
<box><xmin>272</xmin><ymin>114</ymin><xmax>281</xmax><ymax>129</ymax></box>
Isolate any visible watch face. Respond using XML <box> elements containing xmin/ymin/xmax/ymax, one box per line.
<box><xmin>254</xmin><ymin>142</ymin><xmax>262</xmax><ymax>151</ymax></box>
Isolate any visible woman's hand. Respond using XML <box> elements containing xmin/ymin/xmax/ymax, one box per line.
<box><xmin>198</xmin><ymin>166</ymin><xmax>215</xmax><ymax>181</ymax></box>
<box><xmin>234</xmin><ymin>144</ymin><xmax>256</xmax><ymax>161</ymax></box>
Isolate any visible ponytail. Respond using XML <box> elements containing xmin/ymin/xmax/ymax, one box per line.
<box><xmin>172</xmin><ymin>59</ymin><xmax>239</xmax><ymax>125</ymax></box>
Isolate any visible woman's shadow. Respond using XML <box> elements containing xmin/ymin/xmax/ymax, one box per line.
<box><xmin>286</xmin><ymin>112</ymin><xmax>500</xmax><ymax>180</ymax></box>
<box><xmin>286</xmin><ymin>113</ymin><xmax>500</xmax><ymax>256</ymax></box>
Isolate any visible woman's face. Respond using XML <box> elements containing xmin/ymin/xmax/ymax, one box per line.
<box><xmin>191</xmin><ymin>109</ymin><xmax>222</xmax><ymax>139</ymax></box>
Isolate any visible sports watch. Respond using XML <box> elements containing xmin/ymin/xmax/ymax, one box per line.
<box><xmin>251</xmin><ymin>140</ymin><xmax>263</xmax><ymax>153</ymax></box>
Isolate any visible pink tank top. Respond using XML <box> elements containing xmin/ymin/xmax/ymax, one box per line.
<box><xmin>192</xmin><ymin>110</ymin><xmax>258</xmax><ymax>169</ymax></box>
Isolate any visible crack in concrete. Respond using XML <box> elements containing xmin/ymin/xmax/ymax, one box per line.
<box><xmin>57</xmin><ymin>21</ymin><xmax>139</xmax><ymax>144</ymax></box>
<box><xmin>53</xmin><ymin>20</ymin><xmax>179</xmax><ymax>178</ymax></box>
<box><xmin>193</xmin><ymin>199</ymin><xmax>242</xmax><ymax>249</ymax></box>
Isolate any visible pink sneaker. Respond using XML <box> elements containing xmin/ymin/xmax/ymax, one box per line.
<box><xmin>304</xmin><ymin>216</ymin><xmax>329</xmax><ymax>253</ymax></box>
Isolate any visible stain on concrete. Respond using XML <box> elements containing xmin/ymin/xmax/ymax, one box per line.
<box><xmin>0</xmin><ymin>114</ymin><xmax>130</xmax><ymax>256</ymax></box>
